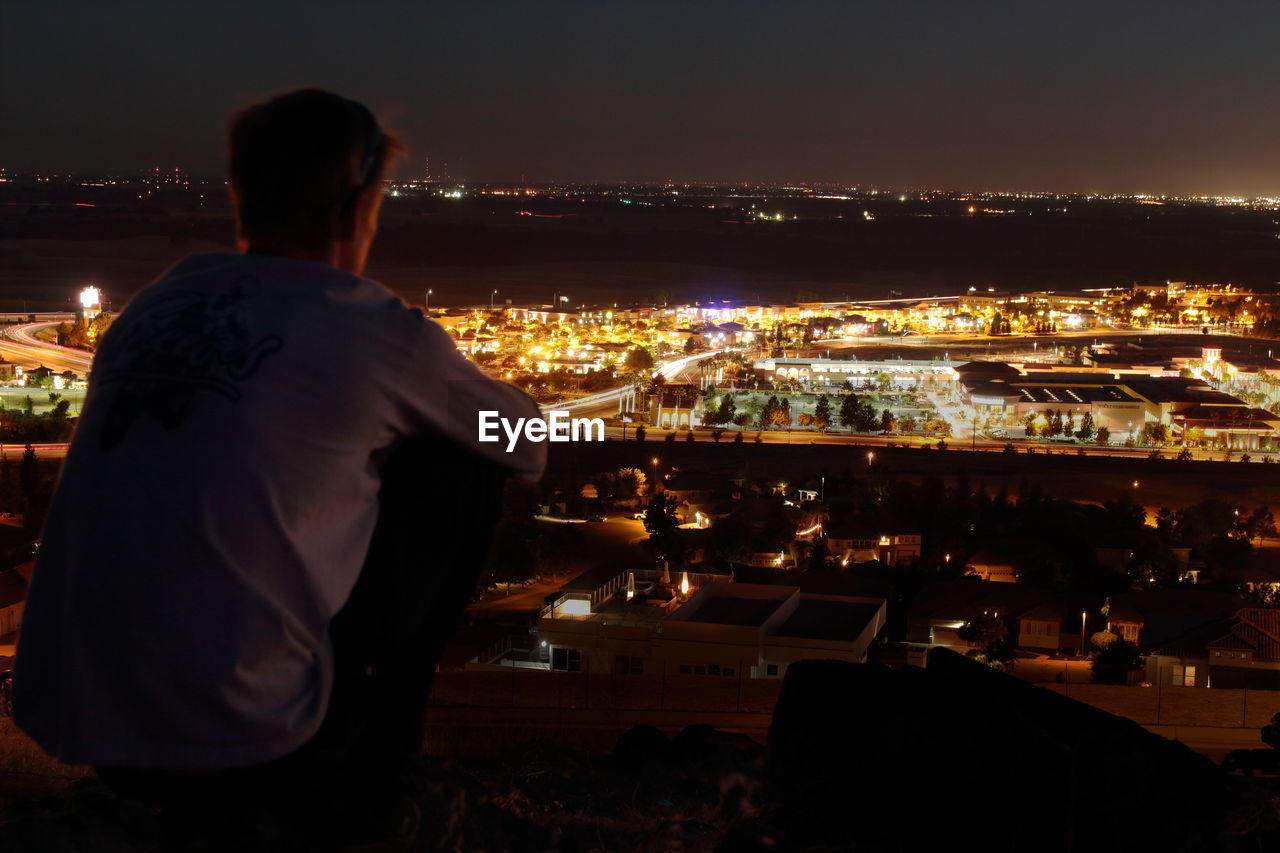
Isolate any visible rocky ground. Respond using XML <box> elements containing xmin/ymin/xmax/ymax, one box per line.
<box><xmin>6</xmin><ymin>655</ymin><xmax>1280</xmax><ymax>851</ymax></box>
<box><xmin>0</xmin><ymin>724</ymin><xmax>760</xmax><ymax>852</ymax></box>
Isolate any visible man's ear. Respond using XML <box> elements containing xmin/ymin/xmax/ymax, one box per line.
<box><xmin>334</xmin><ymin>193</ymin><xmax>361</xmax><ymax>242</ymax></box>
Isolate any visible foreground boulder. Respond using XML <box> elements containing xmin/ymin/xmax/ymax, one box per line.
<box><xmin>724</xmin><ymin>651</ymin><xmax>1229</xmax><ymax>852</ymax></box>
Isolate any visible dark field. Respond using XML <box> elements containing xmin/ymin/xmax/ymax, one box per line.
<box><xmin>2</xmin><ymin>188</ymin><xmax>1278</xmax><ymax>311</ymax></box>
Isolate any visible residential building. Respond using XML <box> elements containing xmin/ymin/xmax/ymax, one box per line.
<box><xmin>503</xmin><ymin>571</ymin><xmax>886</xmax><ymax>681</ymax></box>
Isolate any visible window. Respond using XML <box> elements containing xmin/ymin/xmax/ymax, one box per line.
<box><xmin>693</xmin><ymin>665</ymin><xmax>706</xmax><ymax>675</ymax></box>
<box><xmin>1120</xmin><ymin>624</ymin><xmax>1139</xmax><ymax>643</ymax></box>
<box><xmin>1171</xmin><ymin>664</ymin><xmax>1196</xmax><ymax>687</ymax></box>
<box><xmin>551</xmin><ymin>648</ymin><xmax>581</xmax><ymax>672</ymax></box>
<box><xmin>679</xmin><ymin>664</ymin><xmax>691</xmax><ymax>675</ymax></box>
<box><xmin>708</xmin><ymin>664</ymin><xmax>721</xmax><ymax>676</ymax></box>
<box><xmin>766</xmin><ymin>663</ymin><xmax>779</xmax><ymax>677</ymax></box>
<box><xmin>723</xmin><ymin>667</ymin><xmax>735</xmax><ymax>677</ymax></box>
<box><xmin>614</xmin><ymin>655</ymin><xmax>643</xmax><ymax>675</ymax></box>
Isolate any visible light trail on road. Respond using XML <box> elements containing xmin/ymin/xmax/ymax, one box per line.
<box><xmin>0</xmin><ymin>323</ymin><xmax>94</xmax><ymax>376</ymax></box>
<box><xmin>539</xmin><ymin>349</ymin><xmax>726</xmax><ymax>415</ymax></box>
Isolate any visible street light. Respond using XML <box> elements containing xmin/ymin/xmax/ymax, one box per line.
<box><xmin>424</xmin><ymin>288</ymin><xmax>433</xmax><ymax>312</ymax></box>
<box><xmin>866</xmin><ymin>450</ymin><xmax>875</xmax><ymax>465</ymax></box>
<box><xmin>490</xmin><ymin>289</ymin><xmax>498</xmax><ymax>310</ymax></box>
<box><xmin>1080</xmin><ymin>611</ymin><xmax>1088</xmax><ymax>657</ymax></box>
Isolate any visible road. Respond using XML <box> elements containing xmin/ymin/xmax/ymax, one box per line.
<box><xmin>0</xmin><ymin>323</ymin><xmax>94</xmax><ymax>376</ymax></box>
<box><xmin>596</xmin><ymin>423</ymin><xmax>1279</xmax><ymax>464</ymax></box>
<box><xmin>0</xmin><ymin>444</ymin><xmax>68</xmax><ymax>460</ymax></box>
<box><xmin>540</xmin><ymin>349</ymin><xmax>726</xmax><ymax>415</ymax></box>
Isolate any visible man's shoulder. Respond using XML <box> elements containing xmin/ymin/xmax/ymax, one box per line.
<box><xmin>130</xmin><ymin>253</ymin><xmax>417</xmax><ymax>321</ymax></box>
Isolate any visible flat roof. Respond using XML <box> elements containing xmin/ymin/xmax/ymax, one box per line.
<box><xmin>1016</xmin><ymin>385</ymin><xmax>1138</xmax><ymax>404</ymax></box>
<box><xmin>775</xmin><ymin>598</ymin><xmax>881</xmax><ymax>642</ymax></box>
<box><xmin>686</xmin><ymin>596</ymin><xmax>784</xmax><ymax>627</ymax></box>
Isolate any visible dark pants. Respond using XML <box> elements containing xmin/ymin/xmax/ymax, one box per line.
<box><xmin>97</xmin><ymin>437</ymin><xmax>509</xmax><ymax>811</ymax></box>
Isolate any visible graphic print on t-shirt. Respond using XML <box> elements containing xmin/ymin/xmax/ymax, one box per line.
<box><xmin>98</xmin><ymin>278</ymin><xmax>284</xmax><ymax>449</ymax></box>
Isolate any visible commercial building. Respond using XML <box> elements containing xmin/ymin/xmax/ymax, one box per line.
<box><xmin>754</xmin><ymin>356</ymin><xmax>958</xmax><ymax>389</ymax></box>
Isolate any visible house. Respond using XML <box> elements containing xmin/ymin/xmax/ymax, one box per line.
<box><xmin>826</xmin><ymin>521</ymin><xmax>921</xmax><ymax>566</ymax></box>
<box><xmin>1103</xmin><ymin>588</ymin><xmax>1243</xmax><ymax>648</ymax></box>
<box><xmin>908</xmin><ymin>577</ymin><xmax>1086</xmax><ymax>653</ymax></box>
<box><xmin>1147</xmin><ymin>608</ymin><xmax>1280</xmax><ymax>689</ymax></box>
<box><xmin>964</xmin><ymin>548</ymin><xmax>1020</xmax><ymax>583</ymax></box>
<box><xmin>1016</xmin><ymin>603</ymin><xmax>1075</xmax><ymax>651</ymax></box>
<box><xmin>682</xmin><ymin>498</ymin><xmax>737</xmax><ymax>529</ymax></box>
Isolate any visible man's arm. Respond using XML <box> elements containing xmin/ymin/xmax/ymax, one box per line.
<box><xmin>390</xmin><ymin>313</ymin><xmax>547</xmax><ymax>480</ymax></box>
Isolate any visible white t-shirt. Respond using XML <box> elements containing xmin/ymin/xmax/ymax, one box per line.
<box><xmin>14</xmin><ymin>253</ymin><xmax>546</xmax><ymax>768</ymax></box>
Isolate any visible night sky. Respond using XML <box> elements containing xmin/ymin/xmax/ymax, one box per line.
<box><xmin>3</xmin><ymin>1</ymin><xmax>1278</xmax><ymax>195</ymax></box>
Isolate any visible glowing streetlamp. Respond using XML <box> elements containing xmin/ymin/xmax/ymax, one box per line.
<box><xmin>680</xmin><ymin>572</ymin><xmax>690</xmax><ymax>596</ymax></box>
<box><xmin>1080</xmin><ymin>611</ymin><xmax>1088</xmax><ymax>656</ymax></box>
<box><xmin>866</xmin><ymin>450</ymin><xmax>875</xmax><ymax>465</ymax></box>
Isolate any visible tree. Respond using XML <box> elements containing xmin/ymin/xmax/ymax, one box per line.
<box><xmin>1245</xmin><ymin>507</ymin><xmax>1277</xmax><ymax>543</ymax></box>
<box><xmin>634</xmin><ymin>425</ymin><xmax>647</xmax><ymax>442</ymax></box>
<box><xmin>761</xmin><ymin>395</ymin><xmax>780</xmax><ymax>429</ymax></box>
<box><xmin>643</xmin><ymin>492</ymin><xmax>681</xmax><ymax>555</ymax></box>
<box><xmin>839</xmin><ymin>394</ymin><xmax>860</xmax><ymax>432</ymax></box>
<box><xmin>1095</xmin><ymin>426</ymin><xmax>1110</xmax><ymax>446</ymax></box>
<box><xmin>624</xmin><ymin>346</ymin><xmax>655</xmax><ymax>374</ymax></box>
<box><xmin>813</xmin><ymin>395</ymin><xmax>832</xmax><ymax>431</ymax></box>
<box><xmin>614</xmin><ymin>467</ymin><xmax>647</xmax><ymax>500</ymax></box>
<box><xmin>771</xmin><ymin>398</ymin><xmax>793</xmax><ymax>430</ymax></box>
<box><xmin>715</xmin><ymin>393</ymin><xmax>736</xmax><ymax>426</ymax></box>
<box><xmin>853</xmin><ymin>401</ymin><xmax>879</xmax><ymax>432</ymax></box>
<box><xmin>1022</xmin><ymin>411</ymin><xmax>1038</xmax><ymax>438</ymax></box>
<box><xmin>733</xmin><ymin>430</ymin><xmax>744</xmax><ymax>443</ymax></box>
<box><xmin>989</xmin><ymin>311</ymin><xmax>1004</xmax><ymax>336</ymax></box>
<box><xmin>957</xmin><ymin>612</ymin><xmax>1004</xmax><ymax>646</ymax></box>
<box><xmin>880</xmin><ymin>408</ymin><xmax>896</xmax><ymax>433</ymax></box>
<box><xmin>1076</xmin><ymin>411</ymin><xmax>1095</xmax><ymax>441</ymax></box>
<box><xmin>1090</xmin><ymin>638</ymin><xmax>1143</xmax><ymax>684</ymax></box>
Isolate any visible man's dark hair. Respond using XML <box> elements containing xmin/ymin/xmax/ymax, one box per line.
<box><xmin>228</xmin><ymin>89</ymin><xmax>400</xmax><ymax>249</ymax></box>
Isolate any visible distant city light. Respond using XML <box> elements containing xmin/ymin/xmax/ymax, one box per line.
<box><xmin>80</xmin><ymin>286</ymin><xmax>102</xmax><ymax>318</ymax></box>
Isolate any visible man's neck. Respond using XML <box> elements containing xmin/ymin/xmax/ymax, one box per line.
<box><xmin>245</xmin><ymin>243</ymin><xmax>338</xmax><ymax>267</ymax></box>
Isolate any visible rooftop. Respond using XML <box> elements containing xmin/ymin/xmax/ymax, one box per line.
<box><xmin>776</xmin><ymin>598</ymin><xmax>883</xmax><ymax>642</ymax></box>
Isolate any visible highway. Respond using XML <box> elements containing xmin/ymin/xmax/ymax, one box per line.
<box><xmin>0</xmin><ymin>322</ymin><xmax>94</xmax><ymax>376</ymax></box>
<box><xmin>540</xmin><ymin>349</ymin><xmax>726</xmax><ymax>415</ymax></box>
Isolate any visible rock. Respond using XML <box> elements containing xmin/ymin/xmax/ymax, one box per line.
<box><xmin>737</xmin><ymin>652</ymin><xmax>1230</xmax><ymax>852</ymax></box>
